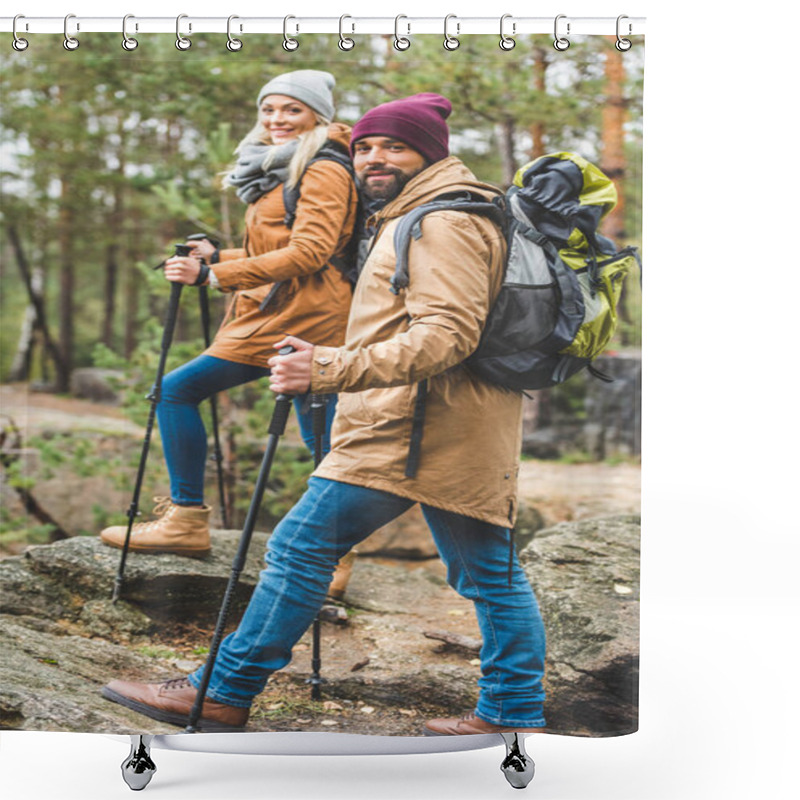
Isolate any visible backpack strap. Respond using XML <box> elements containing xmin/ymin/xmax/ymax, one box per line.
<box><xmin>282</xmin><ymin>144</ymin><xmax>355</xmax><ymax>229</ymax></box>
<box><xmin>392</xmin><ymin>194</ymin><xmax>504</xmax><ymax>477</ymax></box>
<box><xmin>390</xmin><ymin>194</ymin><xmax>504</xmax><ymax>295</ymax></box>
<box><xmin>260</xmin><ymin>146</ymin><xmax>356</xmax><ymax>311</ymax></box>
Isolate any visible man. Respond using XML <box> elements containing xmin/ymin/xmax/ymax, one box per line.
<box><xmin>102</xmin><ymin>93</ymin><xmax>547</xmax><ymax>736</ymax></box>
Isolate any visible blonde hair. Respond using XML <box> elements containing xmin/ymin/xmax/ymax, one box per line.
<box><xmin>223</xmin><ymin>111</ymin><xmax>331</xmax><ymax>190</ymax></box>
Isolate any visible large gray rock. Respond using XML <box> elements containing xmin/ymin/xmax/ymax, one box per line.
<box><xmin>521</xmin><ymin>351</ymin><xmax>641</xmax><ymax>460</ymax></box>
<box><xmin>1</xmin><ymin>517</ymin><xmax>639</xmax><ymax>736</ymax></box>
<box><xmin>520</xmin><ymin>515</ymin><xmax>640</xmax><ymax>735</ymax></box>
<box><xmin>69</xmin><ymin>368</ymin><xmax>126</xmax><ymax>404</ymax></box>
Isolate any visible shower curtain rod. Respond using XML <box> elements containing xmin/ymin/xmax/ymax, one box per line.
<box><xmin>2</xmin><ymin>15</ymin><xmax>646</xmax><ymax>36</ymax></box>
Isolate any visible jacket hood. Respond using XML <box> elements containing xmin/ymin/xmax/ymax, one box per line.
<box><xmin>325</xmin><ymin>122</ymin><xmax>352</xmax><ymax>151</ymax></box>
<box><xmin>375</xmin><ymin>156</ymin><xmax>503</xmax><ymax>222</ymax></box>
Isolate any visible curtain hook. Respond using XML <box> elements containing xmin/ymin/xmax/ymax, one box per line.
<box><xmin>122</xmin><ymin>15</ymin><xmax>138</xmax><ymax>51</ymax></box>
<box><xmin>499</xmin><ymin>14</ymin><xmax>516</xmax><ymax>51</ymax></box>
<box><xmin>553</xmin><ymin>14</ymin><xmax>570</xmax><ymax>51</ymax></box>
<box><xmin>227</xmin><ymin>15</ymin><xmax>243</xmax><ymax>51</ymax></box>
<box><xmin>443</xmin><ymin>14</ymin><xmax>460</xmax><ymax>51</ymax></box>
<box><xmin>63</xmin><ymin>13</ymin><xmax>79</xmax><ymax>51</ymax></box>
<box><xmin>393</xmin><ymin>15</ymin><xmax>411</xmax><ymax>51</ymax></box>
<box><xmin>338</xmin><ymin>15</ymin><xmax>355</xmax><ymax>51</ymax></box>
<box><xmin>283</xmin><ymin>15</ymin><xmax>299</xmax><ymax>51</ymax></box>
<box><xmin>12</xmin><ymin>14</ymin><xmax>29</xmax><ymax>51</ymax></box>
<box><xmin>615</xmin><ymin>15</ymin><xmax>632</xmax><ymax>51</ymax></box>
<box><xmin>175</xmin><ymin>14</ymin><xmax>192</xmax><ymax>50</ymax></box>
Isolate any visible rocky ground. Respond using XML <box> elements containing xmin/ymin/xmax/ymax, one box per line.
<box><xmin>0</xmin><ymin>384</ymin><xmax>640</xmax><ymax>738</ymax></box>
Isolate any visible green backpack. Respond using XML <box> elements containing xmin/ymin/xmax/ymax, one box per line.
<box><xmin>392</xmin><ymin>151</ymin><xmax>641</xmax><ymax>392</ymax></box>
<box><xmin>391</xmin><ymin>152</ymin><xmax>641</xmax><ymax>477</ymax></box>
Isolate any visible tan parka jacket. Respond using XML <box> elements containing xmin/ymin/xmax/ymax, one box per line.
<box><xmin>310</xmin><ymin>157</ymin><xmax>524</xmax><ymax>528</ymax></box>
<box><xmin>205</xmin><ymin>123</ymin><xmax>358</xmax><ymax>367</ymax></box>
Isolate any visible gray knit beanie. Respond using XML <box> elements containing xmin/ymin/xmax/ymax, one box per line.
<box><xmin>256</xmin><ymin>70</ymin><xmax>336</xmax><ymax>120</ymax></box>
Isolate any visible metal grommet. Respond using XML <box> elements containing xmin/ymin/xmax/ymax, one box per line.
<box><xmin>63</xmin><ymin>14</ymin><xmax>79</xmax><ymax>51</ymax></box>
<box><xmin>338</xmin><ymin>15</ymin><xmax>355</xmax><ymax>51</ymax></box>
<box><xmin>227</xmin><ymin>15</ymin><xmax>243</xmax><ymax>51</ymax></box>
<box><xmin>283</xmin><ymin>16</ymin><xmax>299</xmax><ymax>51</ymax></box>
<box><xmin>12</xmin><ymin>15</ymin><xmax>29</xmax><ymax>51</ymax></box>
<box><xmin>553</xmin><ymin>14</ymin><xmax>570</xmax><ymax>51</ymax></box>
<box><xmin>443</xmin><ymin>14</ymin><xmax>460</xmax><ymax>51</ymax></box>
<box><xmin>122</xmin><ymin>14</ymin><xmax>138</xmax><ymax>51</ymax></box>
<box><xmin>176</xmin><ymin>14</ymin><xmax>192</xmax><ymax>50</ymax></box>
<box><xmin>615</xmin><ymin>15</ymin><xmax>632</xmax><ymax>51</ymax></box>
<box><xmin>499</xmin><ymin>14</ymin><xmax>515</xmax><ymax>51</ymax></box>
<box><xmin>393</xmin><ymin>15</ymin><xmax>411</xmax><ymax>51</ymax></box>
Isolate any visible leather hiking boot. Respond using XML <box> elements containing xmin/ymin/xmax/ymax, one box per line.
<box><xmin>100</xmin><ymin>497</ymin><xmax>211</xmax><ymax>558</ymax></box>
<box><xmin>327</xmin><ymin>549</ymin><xmax>357</xmax><ymax>601</ymax></box>
<box><xmin>102</xmin><ymin>677</ymin><xmax>248</xmax><ymax>732</ymax></box>
<box><xmin>424</xmin><ymin>711</ymin><xmax>546</xmax><ymax>736</ymax></box>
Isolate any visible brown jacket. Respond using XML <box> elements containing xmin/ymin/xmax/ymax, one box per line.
<box><xmin>205</xmin><ymin>123</ymin><xmax>358</xmax><ymax>367</ymax></box>
<box><xmin>311</xmin><ymin>157</ymin><xmax>523</xmax><ymax>528</ymax></box>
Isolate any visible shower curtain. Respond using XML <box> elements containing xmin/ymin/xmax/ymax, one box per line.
<box><xmin>0</xmin><ymin>26</ymin><xmax>643</xmax><ymax>742</ymax></box>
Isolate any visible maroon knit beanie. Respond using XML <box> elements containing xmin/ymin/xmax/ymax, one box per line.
<box><xmin>351</xmin><ymin>93</ymin><xmax>452</xmax><ymax>164</ymax></box>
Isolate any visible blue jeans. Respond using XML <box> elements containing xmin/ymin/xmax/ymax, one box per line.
<box><xmin>188</xmin><ymin>477</ymin><xmax>546</xmax><ymax>728</ymax></box>
<box><xmin>157</xmin><ymin>355</ymin><xmax>337</xmax><ymax>505</ymax></box>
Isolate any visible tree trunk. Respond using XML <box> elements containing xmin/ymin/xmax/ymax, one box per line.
<box><xmin>7</xmin><ymin>268</ymin><xmax>44</xmax><ymax>382</ymax></box>
<box><xmin>6</xmin><ymin>226</ymin><xmax>67</xmax><ymax>384</ymax></box>
<box><xmin>601</xmin><ymin>39</ymin><xmax>628</xmax><ymax>242</ymax></box>
<box><xmin>498</xmin><ymin>119</ymin><xmax>516</xmax><ymax>187</ymax></box>
<box><xmin>57</xmin><ymin>178</ymin><xmax>75</xmax><ymax>392</ymax></box>
<box><xmin>529</xmin><ymin>45</ymin><xmax>549</xmax><ymax>159</ymax></box>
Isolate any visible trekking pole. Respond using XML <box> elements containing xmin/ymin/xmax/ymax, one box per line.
<box><xmin>307</xmin><ymin>394</ymin><xmax>327</xmax><ymax>701</ymax></box>
<box><xmin>111</xmin><ymin>246</ymin><xmax>187</xmax><ymax>603</ymax></box>
<box><xmin>187</xmin><ymin>234</ymin><xmax>229</xmax><ymax>528</ymax></box>
<box><xmin>186</xmin><ymin>347</ymin><xmax>295</xmax><ymax>733</ymax></box>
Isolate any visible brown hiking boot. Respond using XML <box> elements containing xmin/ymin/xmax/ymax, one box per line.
<box><xmin>100</xmin><ymin>497</ymin><xmax>211</xmax><ymax>558</ymax></box>
<box><xmin>327</xmin><ymin>549</ymin><xmax>357</xmax><ymax>601</ymax></box>
<box><xmin>424</xmin><ymin>711</ymin><xmax>546</xmax><ymax>736</ymax></box>
<box><xmin>102</xmin><ymin>677</ymin><xmax>248</xmax><ymax>732</ymax></box>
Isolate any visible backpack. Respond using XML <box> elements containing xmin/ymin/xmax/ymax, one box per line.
<box><xmin>391</xmin><ymin>151</ymin><xmax>641</xmax><ymax>477</ymax></box>
<box><xmin>392</xmin><ymin>151</ymin><xmax>641</xmax><ymax>392</ymax></box>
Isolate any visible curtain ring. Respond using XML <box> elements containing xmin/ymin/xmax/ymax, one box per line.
<box><xmin>338</xmin><ymin>15</ymin><xmax>355</xmax><ymax>51</ymax></box>
<box><xmin>63</xmin><ymin>14</ymin><xmax>79</xmax><ymax>51</ymax></box>
<box><xmin>175</xmin><ymin>14</ymin><xmax>191</xmax><ymax>50</ymax></box>
<box><xmin>499</xmin><ymin>14</ymin><xmax>515</xmax><ymax>51</ymax></box>
<box><xmin>12</xmin><ymin>15</ymin><xmax>29</xmax><ymax>51</ymax></box>
<box><xmin>443</xmin><ymin>14</ymin><xmax>460</xmax><ymax>51</ymax></box>
<box><xmin>553</xmin><ymin>14</ymin><xmax>570</xmax><ymax>51</ymax></box>
<box><xmin>122</xmin><ymin>15</ymin><xmax>138</xmax><ymax>51</ymax></box>
<box><xmin>615</xmin><ymin>15</ymin><xmax>632</xmax><ymax>51</ymax></box>
<box><xmin>394</xmin><ymin>15</ymin><xmax>411</xmax><ymax>51</ymax></box>
<box><xmin>227</xmin><ymin>15</ymin><xmax>243</xmax><ymax>51</ymax></box>
<box><xmin>283</xmin><ymin>15</ymin><xmax>299</xmax><ymax>51</ymax></box>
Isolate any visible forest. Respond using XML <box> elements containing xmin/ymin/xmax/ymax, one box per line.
<box><xmin>1</xmin><ymin>33</ymin><xmax>643</xmax><ymax>544</ymax></box>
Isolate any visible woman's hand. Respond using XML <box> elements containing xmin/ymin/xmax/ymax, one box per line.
<box><xmin>268</xmin><ymin>336</ymin><xmax>314</xmax><ymax>394</ymax></box>
<box><xmin>164</xmin><ymin>256</ymin><xmax>204</xmax><ymax>285</ymax></box>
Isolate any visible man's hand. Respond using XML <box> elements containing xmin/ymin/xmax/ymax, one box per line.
<box><xmin>164</xmin><ymin>256</ymin><xmax>203</xmax><ymax>285</ymax></box>
<box><xmin>268</xmin><ymin>336</ymin><xmax>314</xmax><ymax>394</ymax></box>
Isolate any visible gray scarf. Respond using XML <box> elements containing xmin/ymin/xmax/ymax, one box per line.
<box><xmin>227</xmin><ymin>139</ymin><xmax>300</xmax><ymax>205</ymax></box>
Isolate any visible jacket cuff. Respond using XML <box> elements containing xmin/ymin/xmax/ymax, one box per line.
<box><xmin>310</xmin><ymin>346</ymin><xmax>343</xmax><ymax>392</ymax></box>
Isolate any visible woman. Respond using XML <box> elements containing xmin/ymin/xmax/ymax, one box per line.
<box><xmin>100</xmin><ymin>70</ymin><xmax>358</xmax><ymax>569</ymax></box>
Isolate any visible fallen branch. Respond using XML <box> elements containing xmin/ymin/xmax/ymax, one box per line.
<box><xmin>423</xmin><ymin>630</ymin><xmax>481</xmax><ymax>654</ymax></box>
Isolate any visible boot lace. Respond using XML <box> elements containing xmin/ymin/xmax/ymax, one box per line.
<box><xmin>131</xmin><ymin>496</ymin><xmax>176</xmax><ymax>536</ymax></box>
<box><xmin>161</xmin><ymin>677</ymin><xmax>193</xmax><ymax>692</ymax></box>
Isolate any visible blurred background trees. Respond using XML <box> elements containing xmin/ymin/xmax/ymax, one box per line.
<box><xmin>1</xmin><ymin>33</ymin><xmax>643</xmax><ymax>386</ymax></box>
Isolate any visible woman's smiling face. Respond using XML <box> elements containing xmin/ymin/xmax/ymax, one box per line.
<box><xmin>259</xmin><ymin>95</ymin><xmax>317</xmax><ymax>144</ymax></box>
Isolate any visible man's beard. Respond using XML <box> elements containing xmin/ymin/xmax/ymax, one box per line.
<box><xmin>356</xmin><ymin>166</ymin><xmax>419</xmax><ymax>203</ymax></box>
